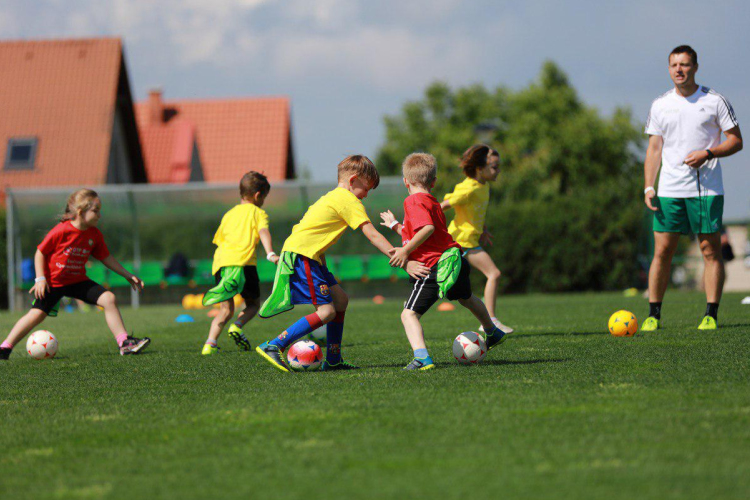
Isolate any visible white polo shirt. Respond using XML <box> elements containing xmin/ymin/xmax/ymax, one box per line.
<box><xmin>645</xmin><ymin>86</ymin><xmax>739</xmax><ymax>198</ymax></box>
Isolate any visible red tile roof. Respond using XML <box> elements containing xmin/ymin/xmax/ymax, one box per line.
<box><xmin>0</xmin><ymin>37</ymin><xmax>133</xmax><ymax>197</ymax></box>
<box><xmin>138</xmin><ymin>113</ymin><xmax>198</xmax><ymax>184</ymax></box>
<box><xmin>135</xmin><ymin>94</ymin><xmax>293</xmax><ymax>183</ymax></box>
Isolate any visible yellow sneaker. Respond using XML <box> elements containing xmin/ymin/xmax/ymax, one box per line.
<box><xmin>201</xmin><ymin>343</ymin><xmax>219</xmax><ymax>356</ymax></box>
<box><xmin>640</xmin><ymin>316</ymin><xmax>660</xmax><ymax>332</ymax></box>
<box><xmin>697</xmin><ymin>316</ymin><xmax>717</xmax><ymax>330</ymax></box>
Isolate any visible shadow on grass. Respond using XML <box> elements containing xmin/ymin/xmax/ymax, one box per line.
<box><xmin>510</xmin><ymin>330</ymin><xmax>606</xmax><ymax>339</ymax></box>
<box><xmin>365</xmin><ymin>358</ymin><xmax>569</xmax><ymax>369</ymax></box>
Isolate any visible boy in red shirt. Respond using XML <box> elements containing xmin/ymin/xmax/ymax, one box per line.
<box><xmin>382</xmin><ymin>153</ymin><xmax>509</xmax><ymax>370</ymax></box>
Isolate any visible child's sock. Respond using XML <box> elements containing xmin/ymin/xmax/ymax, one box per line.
<box><xmin>1</xmin><ymin>341</ymin><xmax>13</xmax><ymax>349</ymax></box>
<box><xmin>705</xmin><ymin>302</ymin><xmax>719</xmax><ymax>320</ymax></box>
<box><xmin>649</xmin><ymin>302</ymin><xmax>662</xmax><ymax>320</ymax></box>
<box><xmin>414</xmin><ymin>348</ymin><xmax>429</xmax><ymax>359</ymax></box>
<box><xmin>205</xmin><ymin>339</ymin><xmax>218</xmax><ymax>347</ymax></box>
<box><xmin>270</xmin><ymin>313</ymin><xmax>324</xmax><ymax>350</ymax></box>
<box><xmin>115</xmin><ymin>333</ymin><xmax>129</xmax><ymax>347</ymax></box>
<box><xmin>326</xmin><ymin>312</ymin><xmax>345</xmax><ymax>364</ymax></box>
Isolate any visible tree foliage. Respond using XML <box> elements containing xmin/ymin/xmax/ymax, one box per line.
<box><xmin>377</xmin><ymin>61</ymin><xmax>647</xmax><ymax>292</ymax></box>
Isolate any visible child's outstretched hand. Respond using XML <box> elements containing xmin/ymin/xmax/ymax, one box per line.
<box><xmin>380</xmin><ymin>210</ymin><xmax>397</xmax><ymax>229</ymax></box>
<box><xmin>405</xmin><ymin>260</ymin><xmax>430</xmax><ymax>280</ymax></box>
<box><xmin>388</xmin><ymin>247</ymin><xmax>409</xmax><ymax>268</ymax></box>
<box><xmin>29</xmin><ymin>280</ymin><xmax>49</xmax><ymax>300</ymax></box>
<box><xmin>129</xmin><ymin>275</ymin><xmax>144</xmax><ymax>292</ymax></box>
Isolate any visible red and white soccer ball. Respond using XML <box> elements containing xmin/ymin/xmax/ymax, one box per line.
<box><xmin>26</xmin><ymin>330</ymin><xmax>58</xmax><ymax>360</ymax></box>
<box><xmin>453</xmin><ymin>331</ymin><xmax>487</xmax><ymax>365</ymax></box>
<box><xmin>287</xmin><ymin>340</ymin><xmax>323</xmax><ymax>371</ymax></box>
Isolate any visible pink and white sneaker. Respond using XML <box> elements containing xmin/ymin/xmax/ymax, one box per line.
<box><xmin>120</xmin><ymin>336</ymin><xmax>151</xmax><ymax>356</ymax></box>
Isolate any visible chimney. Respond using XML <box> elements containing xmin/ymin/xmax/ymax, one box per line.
<box><xmin>148</xmin><ymin>88</ymin><xmax>163</xmax><ymax>125</ymax></box>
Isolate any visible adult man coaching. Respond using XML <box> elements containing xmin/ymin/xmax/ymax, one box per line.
<box><xmin>642</xmin><ymin>45</ymin><xmax>743</xmax><ymax>331</ymax></box>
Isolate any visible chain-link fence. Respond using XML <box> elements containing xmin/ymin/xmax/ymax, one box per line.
<box><xmin>6</xmin><ymin>179</ymin><xmax>411</xmax><ymax>310</ymax></box>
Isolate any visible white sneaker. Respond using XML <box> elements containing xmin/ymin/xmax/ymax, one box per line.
<box><xmin>479</xmin><ymin>317</ymin><xmax>514</xmax><ymax>334</ymax></box>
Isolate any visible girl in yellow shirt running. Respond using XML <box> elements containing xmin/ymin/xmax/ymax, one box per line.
<box><xmin>441</xmin><ymin>144</ymin><xmax>513</xmax><ymax>333</ymax></box>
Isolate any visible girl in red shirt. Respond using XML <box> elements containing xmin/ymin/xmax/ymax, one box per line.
<box><xmin>0</xmin><ymin>189</ymin><xmax>150</xmax><ymax>360</ymax></box>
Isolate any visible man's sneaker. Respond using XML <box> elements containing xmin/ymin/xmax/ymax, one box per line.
<box><xmin>485</xmin><ymin>327</ymin><xmax>509</xmax><ymax>350</ymax></box>
<box><xmin>479</xmin><ymin>318</ymin><xmax>514</xmax><ymax>334</ymax></box>
<box><xmin>640</xmin><ymin>317</ymin><xmax>660</xmax><ymax>332</ymax></box>
<box><xmin>698</xmin><ymin>316</ymin><xmax>717</xmax><ymax>330</ymax></box>
<box><xmin>201</xmin><ymin>344</ymin><xmax>219</xmax><ymax>356</ymax></box>
<box><xmin>120</xmin><ymin>336</ymin><xmax>151</xmax><ymax>356</ymax></box>
<box><xmin>321</xmin><ymin>359</ymin><xmax>360</xmax><ymax>371</ymax></box>
<box><xmin>0</xmin><ymin>347</ymin><xmax>11</xmax><ymax>360</ymax></box>
<box><xmin>227</xmin><ymin>325</ymin><xmax>251</xmax><ymax>351</ymax></box>
<box><xmin>255</xmin><ymin>342</ymin><xmax>289</xmax><ymax>372</ymax></box>
<box><xmin>403</xmin><ymin>357</ymin><xmax>435</xmax><ymax>371</ymax></box>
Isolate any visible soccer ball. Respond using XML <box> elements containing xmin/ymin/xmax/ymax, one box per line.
<box><xmin>306</xmin><ymin>329</ymin><xmax>326</xmax><ymax>347</ymax></box>
<box><xmin>608</xmin><ymin>310</ymin><xmax>638</xmax><ymax>337</ymax></box>
<box><xmin>287</xmin><ymin>340</ymin><xmax>323</xmax><ymax>371</ymax></box>
<box><xmin>26</xmin><ymin>330</ymin><xmax>58</xmax><ymax>359</ymax></box>
<box><xmin>453</xmin><ymin>332</ymin><xmax>487</xmax><ymax>365</ymax></box>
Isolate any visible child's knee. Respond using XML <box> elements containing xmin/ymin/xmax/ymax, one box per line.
<box><xmin>317</xmin><ymin>305</ymin><xmax>337</xmax><ymax>323</ymax></box>
<box><xmin>401</xmin><ymin>308</ymin><xmax>418</xmax><ymax>322</ymax></box>
<box><xmin>97</xmin><ymin>291</ymin><xmax>116</xmax><ymax>308</ymax></box>
<box><xmin>334</xmin><ymin>293</ymin><xmax>349</xmax><ymax>312</ymax></box>
<box><xmin>487</xmin><ymin>268</ymin><xmax>501</xmax><ymax>280</ymax></box>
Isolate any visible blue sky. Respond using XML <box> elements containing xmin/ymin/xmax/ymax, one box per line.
<box><xmin>2</xmin><ymin>0</ymin><xmax>749</xmax><ymax>218</ymax></box>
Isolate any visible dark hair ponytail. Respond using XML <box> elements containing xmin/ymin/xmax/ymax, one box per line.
<box><xmin>460</xmin><ymin>144</ymin><xmax>498</xmax><ymax>178</ymax></box>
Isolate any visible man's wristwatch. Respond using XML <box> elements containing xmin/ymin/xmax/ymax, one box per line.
<box><xmin>705</xmin><ymin>149</ymin><xmax>715</xmax><ymax>160</ymax></box>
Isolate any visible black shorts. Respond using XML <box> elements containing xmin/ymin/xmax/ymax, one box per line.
<box><xmin>32</xmin><ymin>280</ymin><xmax>108</xmax><ymax>315</ymax></box>
<box><xmin>404</xmin><ymin>257</ymin><xmax>472</xmax><ymax>315</ymax></box>
<box><xmin>214</xmin><ymin>266</ymin><xmax>260</xmax><ymax>302</ymax></box>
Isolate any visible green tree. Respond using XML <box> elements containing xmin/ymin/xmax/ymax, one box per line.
<box><xmin>376</xmin><ymin>61</ymin><xmax>646</xmax><ymax>292</ymax></box>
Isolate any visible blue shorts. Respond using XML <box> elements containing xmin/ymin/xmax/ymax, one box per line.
<box><xmin>290</xmin><ymin>256</ymin><xmax>338</xmax><ymax>305</ymax></box>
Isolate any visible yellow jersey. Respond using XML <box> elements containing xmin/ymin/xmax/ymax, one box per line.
<box><xmin>211</xmin><ymin>203</ymin><xmax>269</xmax><ymax>274</ymax></box>
<box><xmin>282</xmin><ymin>187</ymin><xmax>370</xmax><ymax>263</ymax></box>
<box><xmin>443</xmin><ymin>177</ymin><xmax>489</xmax><ymax>248</ymax></box>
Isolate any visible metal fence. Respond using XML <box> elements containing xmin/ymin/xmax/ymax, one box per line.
<box><xmin>5</xmin><ymin>178</ymin><xmax>410</xmax><ymax>310</ymax></box>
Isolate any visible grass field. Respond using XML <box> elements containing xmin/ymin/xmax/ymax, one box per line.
<box><xmin>1</xmin><ymin>291</ymin><xmax>749</xmax><ymax>500</ymax></box>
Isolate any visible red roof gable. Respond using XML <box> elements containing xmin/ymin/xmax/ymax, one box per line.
<box><xmin>0</xmin><ymin>37</ymin><xmax>145</xmax><ymax>198</ymax></box>
<box><xmin>135</xmin><ymin>94</ymin><xmax>293</xmax><ymax>183</ymax></box>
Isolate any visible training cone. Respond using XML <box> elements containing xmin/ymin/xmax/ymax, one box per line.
<box><xmin>373</xmin><ymin>295</ymin><xmax>385</xmax><ymax>304</ymax></box>
<box><xmin>437</xmin><ymin>302</ymin><xmax>456</xmax><ymax>312</ymax></box>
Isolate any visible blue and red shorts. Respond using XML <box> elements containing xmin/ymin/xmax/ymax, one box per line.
<box><xmin>290</xmin><ymin>256</ymin><xmax>338</xmax><ymax>305</ymax></box>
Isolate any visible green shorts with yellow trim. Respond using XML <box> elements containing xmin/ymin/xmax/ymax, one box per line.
<box><xmin>653</xmin><ymin>196</ymin><xmax>723</xmax><ymax>234</ymax></box>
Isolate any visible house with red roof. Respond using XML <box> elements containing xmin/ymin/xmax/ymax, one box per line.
<box><xmin>135</xmin><ymin>90</ymin><xmax>294</xmax><ymax>183</ymax></box>
<box><xmin>0</xmin><ymin>37</ymin><xmax>146</xmax><ymax>202</ymax></box>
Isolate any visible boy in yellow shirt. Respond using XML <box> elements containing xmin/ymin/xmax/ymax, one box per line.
<box><xmin>256</xmin><ymin>155</ymin><xmax>429</xmax><ymax>372</ymax></box>
<box><xmin>201</xmin><ymin>171</ymin><xmax>279</xmax><ymax>355</ymax></box>
<box><xmin>441</xmin><ymin>144</ymin><xmax>513</xmax><ymax>334</ymax></box>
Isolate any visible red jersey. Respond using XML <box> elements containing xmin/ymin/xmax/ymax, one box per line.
<box><xmin>37</xmin><ymin>221</ymin><xmax>109</xmax><ymax>287</ymax></box>
<box><xmin>402</xmin><ymin>192</ymin><xmax>460</xmax><ymax>268</ymax></box>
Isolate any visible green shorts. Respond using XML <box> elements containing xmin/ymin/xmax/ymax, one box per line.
<box><xmin>653</xmin><ymin>196</ymin><xmax>723</xmax><ymax>234</ymax></box>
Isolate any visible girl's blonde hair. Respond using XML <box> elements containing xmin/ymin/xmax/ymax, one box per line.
<box><xmin>61</xmin><ymin>188</ymin><xmax>99</xmax><ymax>222</ymax></box>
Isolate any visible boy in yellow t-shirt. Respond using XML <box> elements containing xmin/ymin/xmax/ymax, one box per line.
<box><xmin>441</xmin><ymin>144</ymin><xmax>513</xmax><ymax>334</ymax></box>
<box><xmin>201</xmin><ymin>171</ymin><xmax>279</xmax><ymax>355</ymax></box>
<box><xmin>255</xmin><ymin>155</ymin><xmax>429</xmax><ymax>372</ymax></box>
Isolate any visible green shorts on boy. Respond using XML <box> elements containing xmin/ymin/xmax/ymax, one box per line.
<box><xmin>255</xmin><ymin>155</ymin><xmax>398</xmax><ymax>372</ymax></box>
<box><xmin>382</xmin><ymin>153</ymin><xmax>509</xmax><ymax>371</ymax></box>
<box><xmin>201</xmin><ymin>171</ymin><xmax>278</xmax><ymax>355</ymax></box>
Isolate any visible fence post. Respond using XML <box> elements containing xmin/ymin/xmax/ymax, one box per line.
<box><xmin>6</xmin><ymin>191</ymin><xmax>15</xmax><ymax>311</ymax></box>
<box><xmin>128</xmin><ymin>190</ymin><xmax>140</xmax><ymax>309</ymax></box>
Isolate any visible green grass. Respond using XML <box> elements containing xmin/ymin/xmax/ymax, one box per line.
<box><xmin>1</xmin><ymin>291</ymin><xmax>749</xmax><ymax>500</ymax></box>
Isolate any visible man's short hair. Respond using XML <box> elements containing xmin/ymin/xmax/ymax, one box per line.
<box><xmin>338</xmin><ymin>155</ymin><xmax>380</xmax><ymax>189</ymax></box>
<box><xmin>669</xmin><ymin>45</ymin><xmax>698</xmax><ymax>65</ymax></box>
<box><xmin>240</xmin><ymin>171</ymin><xmax>271</xmax><ymax>200</ymax></box>
<box><xmin>402</xmin><ymin>153</ymin><xmax>437</xmax><ymax>188</ymax></box>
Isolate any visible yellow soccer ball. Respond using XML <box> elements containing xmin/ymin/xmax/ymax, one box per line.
<box><xmin>608</xmin><ymin>310</ymin><xmax>638</xmax><ymax>337</ymax></box>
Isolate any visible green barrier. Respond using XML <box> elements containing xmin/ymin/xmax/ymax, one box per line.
<box><xmin>337</xmin><ymin>255</ymin><xmax>365</xmax><ymax>281</ymax></box>
<box><xmin>139</xmin><ymin>261</ymin><xmax>165</xmax><ymax>286</ymax></box>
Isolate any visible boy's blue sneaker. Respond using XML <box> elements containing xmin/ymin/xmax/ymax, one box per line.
<box><xmin>485</xmin><ymin>327</ymin><xmax>509</xmax><ymax>351</ymax></box>
<box><xmin>321</xmin><ymin>359</ymin><xmax>360</xmax><ymax>371</ymax></box>
<box><xmin>255</xmin><ymin>342</ymin><xmax>290</xmax><ymax>372</ymax></box>
<box><xmin>403</xmin><ymin>357</ymin><xmax>435</xmax><ymax>371</ymax></box>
